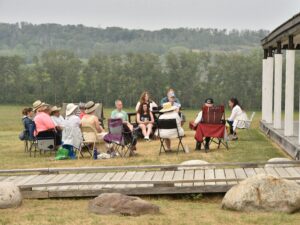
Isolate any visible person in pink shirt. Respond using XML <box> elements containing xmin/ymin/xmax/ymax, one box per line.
<box><xmin>32</xmin><ymin>100</ymin><xmax>62</xmax><ymax>145</ymax></box>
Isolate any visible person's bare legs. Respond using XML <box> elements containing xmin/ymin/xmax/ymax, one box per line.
<box><xmin>139</xmin><ymin>124</ymin><xmax>147</xmax><ymax>137</ymax></box>
<box><xmin>165</xmin><ymin>139</ymin><xmax>171</xmax><ymax>150</ymax></box>
<box><xmin>146</xmin><ymin>123</ymin><xmax>153</xmax><ymax>138</ymax></box>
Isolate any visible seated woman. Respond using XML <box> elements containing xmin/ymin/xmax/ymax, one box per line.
<box><xmin>81</xmin><ymin>101</ymin><xmax>107</xmax><ymax>140</ymax></box>
<box><xmin>21</xmin><ymin>107</ymin><xmax>35</xmax><ymax>140</ymax></box>
<box><xmin>50</xmin><ymin>106</ymin><xmax>65</xmax><ymax>142</ymax></box>
<box><xmin>155</xmin><ymin>102</ymin><xmax>184</xmax><ymax>151</ymax></box>
<box><xmin>227</xmin><ymin>98</ymin><xmax>247</xmax><ymax>140</ymax></box>
<box><xmin>62</xmin><ymin>103</ymin><xmax>83</xmax><ymax>158</ymax></box>
<box><xmin>135</xmin><ymin>91</ymin><xmax>158</xmax><ymax>112</ymax></box>
<box><xmin>32</xmin><ymin>100</ymin><xmax>62</xmax><ymax>145</ymax></box>
<box><xmin>137</xmin><ymin>103</ymin><xmax>154</xmax><ymax>141</ymax></box>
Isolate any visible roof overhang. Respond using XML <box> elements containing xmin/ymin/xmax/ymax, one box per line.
<box><xmin>261</xmin><ymin>12</ymin><xmax>300</xmax><ymax>49</ymax></box>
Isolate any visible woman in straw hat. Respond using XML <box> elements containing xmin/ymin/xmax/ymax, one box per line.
<box><xmin>62</xmin><ymin>104</ymin><xmax>83</xmax><ymax>158</ymax></box>
<box><xmin>50</xmin><ymin>106</ymin><xmax>65</xmax><ymax>129</ymax></box>
<box><xmin>155</xmin><ymin>102</ymin><xmax>184</xmax><ymax>151</ymax></box>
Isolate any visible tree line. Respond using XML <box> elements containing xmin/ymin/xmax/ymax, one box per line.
<box><xmin>0</xmin><ymin>22</ymin><xmax>268</xmax><ymax>62</ymax></box>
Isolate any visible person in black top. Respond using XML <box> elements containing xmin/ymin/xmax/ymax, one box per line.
<box><xmin>136</xmin><ymin>103</ymin><xmax>154</xmax><ymax>141</ymax></box>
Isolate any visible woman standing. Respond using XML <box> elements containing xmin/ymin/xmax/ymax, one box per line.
<box><xmin>135</xmin><ymin>91</ymin><xmax>158</xmax><ymax>112</ymax></box>
<box><xmin>137</xmin><ymin>103</ymin><xmax>155</xmax><ymax>141</ymax></box>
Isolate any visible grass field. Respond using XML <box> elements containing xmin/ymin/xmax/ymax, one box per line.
<box><xmin>0</xmin><ymin>105</ymin><xmax>299</xmax><ymax>225</ymax></box>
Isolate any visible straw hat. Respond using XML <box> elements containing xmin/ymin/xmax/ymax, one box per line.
<box><xmin>159</xmin><ymin>102</ymin><xmax>177</xmax><ymax>113</ymax></box>
<box><xmin>66</xmin><ymin>103</ymin><xmax>78</xmax><ymax>116</ymax></box>
<box><xmin>50</xmin><ymin>106</ymin><xmax>61</xmax><ymax>113</ymax></box>
<box><xmin>32</xmin><ymin>100</ymin><xmax>48</xmax><ymax>112</ymax></box>
<box><xmin>85</xmin><ymin>101</ymin><xmax>99</xmax><ymax>114</ymax></box>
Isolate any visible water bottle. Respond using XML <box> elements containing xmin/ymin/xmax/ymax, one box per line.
<box><xmin>93</xmin><ymin>147</ymin><xmax>98</xmax><ymax>160</ymax></box>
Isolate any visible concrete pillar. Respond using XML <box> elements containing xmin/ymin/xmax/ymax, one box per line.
<box><xmin>273</xmin><ymin>54</ymin><xmax>282</xmax><ymax>129</ymax></box>
<box><xmin>284</xmin><ymin>50</ymin><xmax>295</xmax><ymax>136</ymax></box>
<box><xmin>262</xmin><ymin>59</ymin><xmax>267</xmax><ymax>121</ymax></box>
<box><xmin>265</xmin><ymin>56</ymin><xmax>274</xmax><ymax>123</ymax></box>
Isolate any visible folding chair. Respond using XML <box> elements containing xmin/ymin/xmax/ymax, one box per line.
<box><xmin>235</xmin><ymin>112</ymin><xmax>255</xmax><ymax>130</ymax></box>
<box><xmin>80</xmin><ymin>125</ymin><xmax>99</xmax><ymax>158</ymax></box>
<box><xmin>195</xmin><ymin>105</ymin><xmax>228</xmax><ymax>152</ymax></box>
<box><xmin>31</xmin><ymin>129</ymin><xmax>57</xmax><ymax>157</ymax></box>
<box><xmin>157</xmin><ymin>118</ymin><xmax>185</xmax><ymax>155</ymax></box>
<box><xmin>104</xmin><ymin>118</ymin><xmax>135</xmax><ymax>157</ymax></box>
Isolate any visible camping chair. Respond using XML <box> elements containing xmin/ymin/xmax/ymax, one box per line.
<box><xmin>235</xmin><ymin>112</ymin><xmax>255</xmax><ymax>130</ymax></box>
<box><xmin>80</xmin><ymin>125</ymin><xmax>100</xmax><ymax>158</ymax></box>
<box><xmin>157</xmin><ymin>118</ymin><xmax>185</xmax><ymax>155</ymax></box>
<box><xmin>195</xmin><ymin>105</ymin><xmax>228</xmax><ymax>152</ymax></box>
<box><xmin>104</xmin><ymin>118</ymin><xmax>135</xmax><ymax>157</ymax></box>
<box><xmin>30</xmin><ymin>129</ymin><xmax>57</xmax><ymax>157</ymax></box>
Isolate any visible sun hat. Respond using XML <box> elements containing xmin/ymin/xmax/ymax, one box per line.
<box><xmin>32</xmin><ymin>100</ymin><xmax>48</xmax><ymax>112</ymax></box>
<box><xmin>85</xmin><ymin>101</ymin><xmax>99</xmax><ymax>114</ymax></box>
<box><xmin>159</xmin><ymin>102</ymin><xmax>177</xmax><ymax>113</ymax></box>
<box><xmin>66</xmin><ymin>103</ymin><xmax>78</xmax><ymax>116</ymax></box>
<box><xmin>204</xmin><ymin>98</ymin><xmax>214</xmax><ymax>104</ymax></box>
<box><xmin>50</xmin><ymin>106</ymin><xmax>61</xmax><ymax>113</ymax></box>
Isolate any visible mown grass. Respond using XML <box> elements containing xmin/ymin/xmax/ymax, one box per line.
<box><xmin>0</xmin><ymin>105</ymin><xmax>299</xmax><ymax>225</ymax></box>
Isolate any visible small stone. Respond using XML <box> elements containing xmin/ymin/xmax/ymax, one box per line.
<box><xmin>178</xmin><ymin>160</ymin><xmax>215</xmax><ymax>170</ymax></box>
<box><xmin>265</xmin><ymin>158</ymin><xmax>294</xmax><ymax>168</ymax></box>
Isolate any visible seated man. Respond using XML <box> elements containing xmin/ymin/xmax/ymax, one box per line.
<box><xmin>33</xmin><ymin>100</ymin><xmax>62</xmax><ymax>145</ymax></box>
<box><xmin>189</xmin><ymin>98</ymin><xmax>214</xmax><ymax>150</ymax></box>
<box><xmin>111</xmin><ymin>99</ymin><xmax>133</xmax><ymax>131</ymax></box>
<box><xmin>111</xmin><ymin>99</ymin><xmax>136</xmax><ymax>151</ymax></box>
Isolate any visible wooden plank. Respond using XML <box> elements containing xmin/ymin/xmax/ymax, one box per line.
<box><xmin>244</xmin><ymin>168</ymin><xmax>256</xmax><ymax>178</ymax></box>
<box><xmin>254</xmin><ymin>168</ymin><xmax>267</xmax><ymax>175</ymax></box>
<box><xmin>31</xmin><ymin>174</ymin><xmax>58</xmax><ymax>191</ymax></box>
<box><xmin>16</xmin><ymin>175</ymin><xmax>39</xmax><ymax>186</ymax></box>
<box><xmin>274</xmin><ymin>167</ymin><xmax>290</xmax><ymax>178</ymax></box>
<box><xmin>118</xmin><ymin>171</ymin><xmax>137</xmax><ymax>189</ymax></box>
<box><xmin>1</xmin><ymin>176</ymin><xmax>18</xmax><ymax>183</ymax></box>
<box><xmin>194</xmin><ymin>169</ymin><xmax>204</xmax><ymax>186</ymax></box>
<box><xmin>91</xmin><ymin>172</ymin><xmax>108</xmax><ymax>190</ymax></box>
<box><xmin>101</xmin><ymin>172</ymin><xmax>116</xmax><ymax>189</ymax></box>
<box><xmin>137</xmin><ymin>171</ymin><xmax>155</xmax><ymax>188</ymax></box>
<box><xmin>234</xmin><ymin>168</ymin><xmax>247</xmax><ymax>183</ymax></box>
<box><xmin>57</xmin><ymin>173</ymin><xmax>90</xmax><ymax>191</ymax></box>
<box><xmin>204</xmin><ymin>169</ymin><xmax>215</xmax><ymax>185</ymax></box>
<box><xmin>182</xmin><ymin>170</ymin><xmax>195</xmax><ymax>187</ymax></box>
<box><xmin>45</xmin><ymin>174</ymin><xmax>70</xmax><ymax>191</ymax></box>
<box><xmin>264</xmin><ymin>167</ymin><xmax>280</xmax><ymax>177</ymax></box>
<box><xmin>108</xmin><ymin>172</ymin><xmax>126</xmax><ymax>189</ymax></box>
<box><xmin>173</xmin><ymin>170</ymin><xmax>184</xmax><ymax>187</ymax></box>
<box><xmin>78</xmin><ymin>173</ymin><xmax>99</xmax><ymax>190</ymax></box>
<box><xmin>215</xmin><ymin>169</ymin><xmax>226</xmax><ymax>185</ymax></box>
<box><xmin>285</xmin><ymin>167</ymin><xmax>300</xmax><ymax>183</ymax></box>
<box><xmin>224</xmin><ymin>168</ymin><xmax>237</xmax><ymax>185</ymax></box>
<box><xmin>51</xmin><ymin>174</ymin><xmax>79</xmax><ymax>191</ymax></box>
<box><xmin>124</xmin><ymin>171</ymin><xmax>146</xmax><ymax>188</ymax></box>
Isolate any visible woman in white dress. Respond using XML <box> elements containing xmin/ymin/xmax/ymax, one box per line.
<box><xmin>227</xmin><ymin>98</ymin><xmax>248</xmax><ymax>140</ymax></box>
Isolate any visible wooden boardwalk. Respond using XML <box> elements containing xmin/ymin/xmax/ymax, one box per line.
<box><xmin>0</xmin><ymin>162</ymin><xmax>300</xmax><ymax>199</ymax></box>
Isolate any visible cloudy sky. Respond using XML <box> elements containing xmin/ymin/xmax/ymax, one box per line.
<box><xmin>0</xmin><ymin>0</ymin><xmax>299</xmax><ymax>31</ymax></box>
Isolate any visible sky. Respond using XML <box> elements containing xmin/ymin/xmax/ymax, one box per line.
<box><xmin>0</xmin><ymin>0</ymin><xmax>299</xmax><ymax>31</ymax></box>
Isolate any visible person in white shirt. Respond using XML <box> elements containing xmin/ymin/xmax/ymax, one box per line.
<box><xmin>50</xmin><ymin>106</ymin><xmax>65</xmax><ymax>129</ymax></box>
<box><xmin>227</xmin><ymin>98</ymin><xmax>247</xmax><ymax>140</ymax></box>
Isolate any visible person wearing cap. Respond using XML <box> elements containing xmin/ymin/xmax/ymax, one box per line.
<box><xmin>160</xmin><ymin>88</ymin><xmax>181</xmax><ymax>106</ymax></box>
<box><xmin>62</xmin><ymin>103</ymin><xmax>83</xmax><ymax>157</ymax></box>
<box><xmin>189</xmin><ymin>98</ymin><xmax>214</xmax><ymax>150</ymax></box>
<box><xmin>32</xmin><ymin>100</ymin><xmax>62</xmax><ymax>145</ymax></box>
<box><xmin>81</xmin><ymin>101</ymin><xmax>107</xmax><ymax>139</ymax></box>
<box><xmin>155</xmin><ymin>102</ymin><xmax>184</xmax><ymax>151</ymax></box>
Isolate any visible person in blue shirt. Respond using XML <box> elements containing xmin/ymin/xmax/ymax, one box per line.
<box><xmin>21</xmin><ymin>107</ymin><xmax>35</xmax><ymax>140</ymax></box>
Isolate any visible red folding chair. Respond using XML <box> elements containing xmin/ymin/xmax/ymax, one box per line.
<box><xmin>195</xmin><ymin>105</ymin><xmax>228</xmax><ymax>152</ymax></box>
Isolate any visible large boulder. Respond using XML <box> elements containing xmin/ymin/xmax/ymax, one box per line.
<box><xmin>88</xmin><ymin>193</ymin><xmax>160</xmax><ymax>216</ymax></box>
<box><xmin>222</xmin><ymin>174</ymin><xmax>300</xmax><ymax>213</ymax></box>
<box><xmin>0</xmin><ymin>182</ymin><xmax>22</xmax><ymax>209</ymax></box>
<box><xmin>178</xmin><ymin>160</ymin><xmax>215</xmax><ymax>170</ymax></box>
<box><xmin>265</xmin><ymin>158</ymin><xmax>294</xmax><ymax>168</ymax></box>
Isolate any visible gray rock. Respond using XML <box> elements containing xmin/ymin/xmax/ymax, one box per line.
<box><xmin>0</xmin><ymin>182</ymin><xmax>22</xmax><ymax>209</ymax></box>
<box><xmin>88</xmin><ymin>193</ymin><xmax>160</xmax><ymax>216</ymax></box>
<box><xmin>265</xmin><ymin>158</ymin><xmax>294</xmax><ymax>168</ymax></box>
<box><xmin>178</xmin><ymin>160</ymin><xmax>215</xmax><ymax>170</ymax></box>
<box><xmin>222</xmin><ymin>174</ymin><xmax>300</xmax><ymax>213</ymax></box>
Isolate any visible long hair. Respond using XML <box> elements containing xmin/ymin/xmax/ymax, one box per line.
<box><xmin>138</xmin><ymin>102</ymin><xmax>150</xmax><ymax>115</ymax></box>
<box><xmin>230</xmin><ymin>98</ymin><xmax>243</xmax><ymax>110</ymax></box>
<box><xmin>139</xmin><ymin>91</ymin><xmax>151</xmax><ymax>104</ymax></box>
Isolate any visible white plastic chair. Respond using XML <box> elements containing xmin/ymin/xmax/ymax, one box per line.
<box><xmin>235</xmin><ymin>112</ymin><xmax>255</xmax><ymax>130</ymax></box>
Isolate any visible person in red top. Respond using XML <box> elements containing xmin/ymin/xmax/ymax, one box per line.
<box><xmin>32</xmin><ymin>100</ymin><xmax>62</xmax><ymax>145</ymax></box>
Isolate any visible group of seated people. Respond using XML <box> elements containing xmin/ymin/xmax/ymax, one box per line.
<box><xmin>20</xmin><ymin>87</ymin><xmax>247</xmax><ymax>156</ymax></box>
